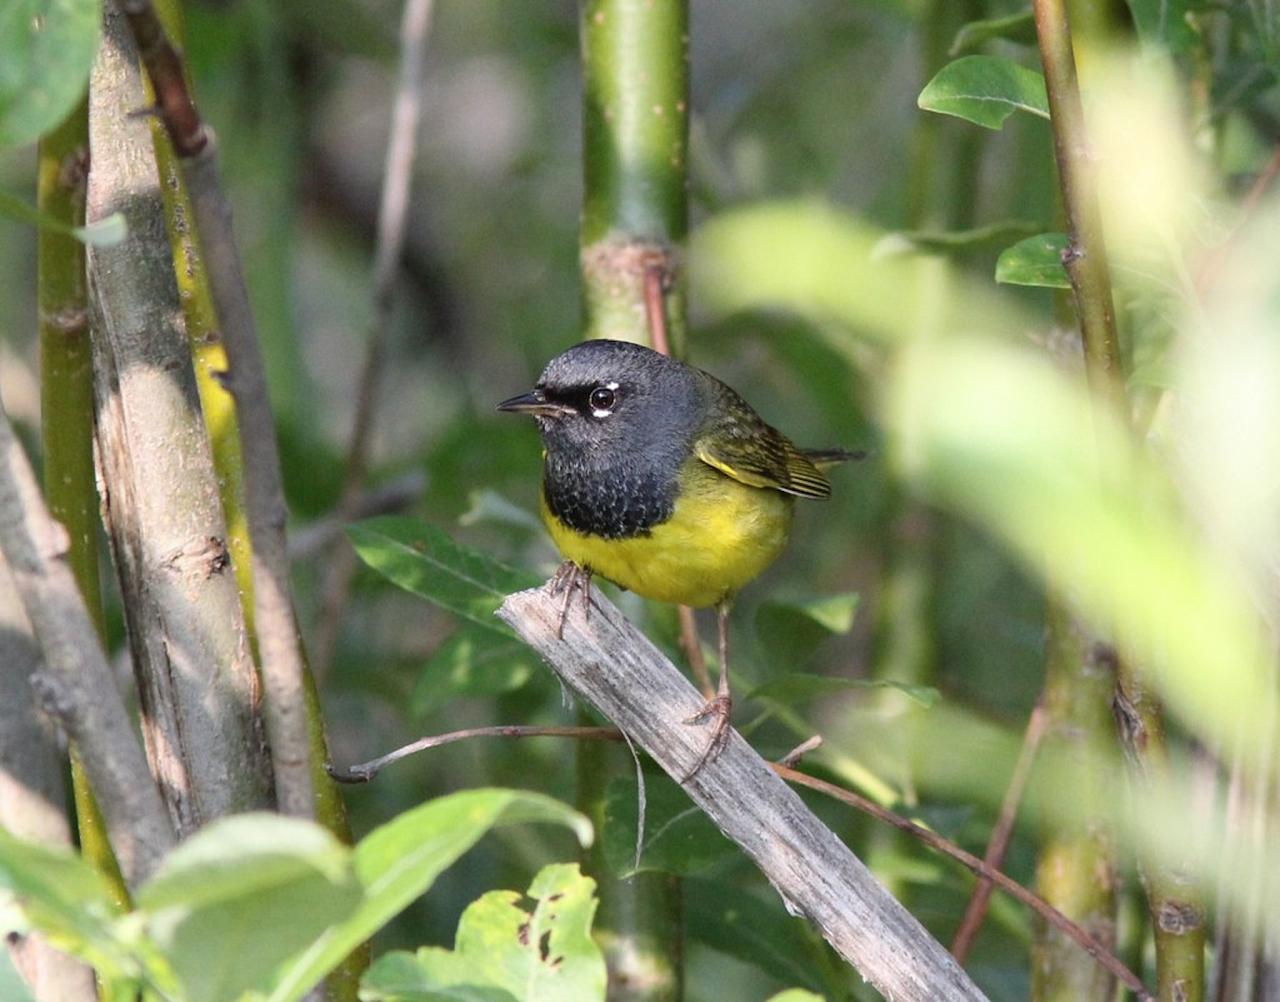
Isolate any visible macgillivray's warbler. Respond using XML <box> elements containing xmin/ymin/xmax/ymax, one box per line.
<box><xmin>499</xmin><ymin>338</ymin><xmax>857</xmax><ymax>772</ymax></box>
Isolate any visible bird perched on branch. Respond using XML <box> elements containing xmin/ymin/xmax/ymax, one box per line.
<box><xmin>499</xmin><ymin>339</ymin><xmax>857</xmax><ymax>774</ymax></box>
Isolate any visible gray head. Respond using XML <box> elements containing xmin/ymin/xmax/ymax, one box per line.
<box><xmin>497</xmin><ymin>339</ymin><xmax>701</xmax><ymax>468</ymax></box>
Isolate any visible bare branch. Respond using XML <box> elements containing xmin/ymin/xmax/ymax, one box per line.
<box><xmin>498</xmin><ymin>582</ymin><xmax>987</xmax><ymax>1002</ymax></box>
<box><xmin>88</xmin><ymin>8</ymin><xmax>271</xmax><ymax>832</ymax></box>
<box><xmin>312</xmin><ymin>0</ymin><xmax>436</xmax><ymax>676</ymax></box>
<box><xmin>110</xmin><ymin>0</ymin><xmax>314</xmax><ymax>817</ymax></box>
<box><xmin>0</xmin><ymin>397</ymin><xmax>174</xmax><ymax>886</ymax></box>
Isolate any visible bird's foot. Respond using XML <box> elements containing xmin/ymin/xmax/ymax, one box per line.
<box><xmin>682</xmin><ymin>694</ymin><xmax>733</xmax><ymax>780</ymax></box>
<box><xmin>548</xmin><ymin>561</ymin><xmax>592</xmax><ymax>639</ymax></box>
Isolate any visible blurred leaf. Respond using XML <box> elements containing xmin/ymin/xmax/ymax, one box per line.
<box><xmin>278</xmin><ymin>0</ymin><xmax>394</xmax><ymax>61</ymax></box>
<box><xmin>766</xmin><ymin>991</ymin><xmax>826</xmax><ymax>1002</ymax></box>
<box><xmin>873</xmin><ymin>219</ymin><xmax>1042</xmax><ymax>258</ymax></box>
<box><xmin>0</xmin><ymin>192</ymin><xmax>124</xmax><ymax>245</ymax></box>
<box><xmin>0</xmin><ymin>828</ymin><xmax>132</xmax><ymax>979</ymax></box>
<box><xmin>686</xmin><ymin>880</ymin><xmax>834</xmax><ymax>996</ymax></box>
<box><xmin>360</xmin><ymin>864</ymin><xmax>605</xmax><ymax>1002</ymax></box>
<box><xmin>0</xmin><ymin>0</ymin><xmax>99</xmax><ymax>147</ymax></box>
<box><xmin>348</xmin><ymin>517</ymin><xmax>541</xmax><ymax>637</ymax></box>
<box><xmin>137</xmin><ymin>814</ymin><xmax>360</xmax><ymax>1002</ymax></box>
<box><xmin>413</xmin><ymin>627</ymin><xmax>538</xmax><ymax>718</ymax></box>
<box><xmin>995</xmin><ymin>232</ymin><xmax>1070</xmax><ymax>288</ymax></box>
<box><xmin>918</xmin><ymin>56</ymin><xmax>1049</xmax><ymax>130</ymax></box>
<box><xmin>602</xmin><ymin>776</ymin><xmax>736</xmax><ymax>877</ymax></box>
<box><xmin>949</xmin><ymin>10</ymin><xmax>1037</xmax><ymax>55</ymax></box>
<box><xmin>755</xmin><ymin>594</ymin><xmax>860</xmax><ymax>666</ymax></box>
<box><xmin>0</xmin><ymin>948</ymin><xmax>37</xmax><ymax>1002</ymax></box>
<box><xmin>269</xmin><ymin>790</ymin><xmax>592</xmax><ymax>1002</ymax></box>
<box><xmin>748</xmin><ymin>672</ymin><xmax>939</xmax><ymax>709</ymax></box>
<box><xmin>459</xmin><ymin>488</ymin><xmax>543</xmax><ymax>534</ymax></box>
<box><xmin>1123</xmin><ymin>0</ymin><xmax>1200</xmax><ymax>53</ymax></box>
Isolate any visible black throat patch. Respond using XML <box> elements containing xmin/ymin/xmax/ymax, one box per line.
<box><xmin>542</xmin><ymin>456</ymin><xmax>676</xmax><ymax>540</ymax></box>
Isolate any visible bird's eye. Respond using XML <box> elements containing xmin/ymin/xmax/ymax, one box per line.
<box><xmin>589</xmin><ymin>386</ymin><xmax>616</xmax><ymax>414</ymax></box>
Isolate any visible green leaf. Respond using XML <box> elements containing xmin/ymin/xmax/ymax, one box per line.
<box><xmin>0</xmin><ymin>191</ymin><xmax>126</xmax><ymax>246</ymax></box>
<box><xmin>755</xmin><ymin>594</ymin><xmax>859</xmax><ymax>668</ymax></box>
<box><xmin>348</xmin><ymin>517</ymin><xmax>541</xmax><ymax>637</ymax></box>
<box><xmin>766</xmin><ymin>991</ymin><xmax>827</xmax><ymax>1002</ymax></box>
<box><xmin>413</xmin><ymin>627</ymin><xmax>539</xmax><ymax>717</ymax></box>
<box><xmin>136</xmin><ymin>814</ymin><xmax>361</xmax><ymax>1002</ymax></box>
<box><xmin>0</xmin><ymin>0</ymin><xmax>100</xmax><ymax>147</ymax></box>
<box><xmin>1124</xmin><ymin>0</ymin><xmax>1200</xmax><ymax>53</ymax></box>
<box><xmin>602</xmin><ymin>776</ymin><xmax>735</xmax><ymax>877</ymax></box>
<box><xmin>918</xmin><ymin>56</ymin><xmax>1049</xmax><ymax>130</ymax></box>
<box><xmin>995</xmin><ymin>232</ymin><xmax>1071</xmax><ymax>288</ymax></box>
<box><xmin>268</xmin><ymin>790</ymin><xmax>592</xmax><ymax>1002</ymax></box>
<box><xmin>686</xmin><ymin>880</ymin><xmax>833</xmax><ymax>995</ymax></box>
<box><xmin>0</xmin><ymin>828</ymin><xmax>132</xmax><ymax>978</ymax></box>
<box><xmin>0</xmin><ymin>945</ymin><xmax>39</xmax><ymax>1002</ymax></box>
<box><xmin>360</xmin><ymin>864</ymin><xmax>605</xmax><ymax>1002</ymax></box>
<box><xmin>949</xmin><ymin>10</ymin><xmax>1037</xmax><ymax>56</ymax></box>
<box><xmin>748</xmin><ymin>672</ymin><xmax>939</xmax><ymax>709</ymax></box>
<box><xmin>459</xmin><ymin>489</ymin><xmax>543</xmax><ymax>534</ymax></box>
<box><xmin>761</xmin><ymin>593</ymin><xmax>859</xmax><ymax>635</ymax></box>
<box><xmin>872</xmin><ymin>219</ymin><xmax>1043</xmax><ymax>259</ymax></box>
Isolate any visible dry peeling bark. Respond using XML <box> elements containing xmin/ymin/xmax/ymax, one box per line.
<box><xmin>85</xmin><ymin>8</ymin><xmax>270</xmax><ymax>834</ymax></box>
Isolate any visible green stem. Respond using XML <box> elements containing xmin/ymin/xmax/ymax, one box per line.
<box><xmin>579</xmin><ymin>1</ymin><xmax>688</xmax><ymax>997</ymax></box>
<box><xmin>1032</xmin><ymin>601</ymin><xmax>1117</xmax><ymax>1001</ymax></box>
<box><xmin>37</xmin><ymin>102</ymin><xmax>131</xmax><ymax>919</ymax></box>
<box><xmin>581</xmin><ymin>0</ymin><xmax>688</xmax><ymax>354</ymax></box>
<box><xmin>1031</xmin><ymin>4</ymin><xmax>1204</xmax><ymax>1000</ymax></box>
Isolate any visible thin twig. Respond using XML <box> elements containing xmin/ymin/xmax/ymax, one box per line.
<box><xmin>327</xmin><ymin>714</ymin><xmax>1148</xmax><ymax>998</ymax></box>
<box><xmin>951</xmin><ymin>701</ymin><xmax>1048</xmax><ymax>960</ymax></box>
<box><xmin>0</xmin><ymin>395</ymin><xmax>175</xmax><ymax>885</ymax></box>
<box><xmin>327</xmin><ymin>725</ymin><xmax>625</xmax><ymax>783</ymax></box>
<box><xmin>115</xmin><ymin>0</ymin><xmax>313</xmax><ymax>817</ymax></box>
<box><xmin>312</xmin><ymin>0</ymin><xmax>436</xmax><ymax>677</ymax></box>
<box><xmin>773</xmin><ymin>765</ymin><xmax>1152</xmax><ymax>1001</ymax></box>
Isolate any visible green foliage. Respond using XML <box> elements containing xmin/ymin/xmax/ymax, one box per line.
<box><xmin>766</xmin><ymin>991</ymin><xmax>826</xmax><ymax>1002</ymax></box>
<box><xmin>994</xmin><ymin>232</ymin><xmax>1070</xmax><ymax>288</ymax></box>
<box><xmin>748</xmin><ymin>672</ymin><xmax>939</xmax><ymax>711</ymax></box>
<box><xmin>1123</xmin><ymin>0</ymin><xmax>1202</xmax><ymax>53</ymax></box>
<box><xmin>412</xmin><ymin>627</ymin><xmax>539</xmax><ymax>718</ymax></box>
<box><xmin>601</xmin><ymin>775</ymin><xmax>735</xmax><ymax>877</ymax></box>
<box><xmin>0</xmin><ymin>0</ymin><xmax>100</xmax><ymax>147</ymax></box>
<box><xmin>873</xmin><ymin>219</ymin><xmax>1042</xmax><ymax>258</ymax></box>
<box><xmin>917</xmin><ymin>55</ymin><xmax>1049</xmax><ymax>130</ymax></box>
<box><xmin>360</xmin><ymin>864</ymin><xmax>605</xmax><ymax>1002</ymax></box>
<box><xmin>949</xmin><ymin>11</ymin><xmax>1037</xmax><ymax>56</ymax></box>
<box><xmin>348</xmin><ymin>517</ymin><xmax>541</xmax><ymax>638</ymax></box>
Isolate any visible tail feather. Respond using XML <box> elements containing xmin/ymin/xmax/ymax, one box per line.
<box><xmin>801</xmin><ymin>447</ymin><xmax>868</xmax><ymax>468</ymax></box>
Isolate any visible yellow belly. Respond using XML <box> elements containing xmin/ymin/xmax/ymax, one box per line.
<box><xmin>541</xmin><ymin>463</ymin><xmax>794</xmax><ymax>608</ymax></box>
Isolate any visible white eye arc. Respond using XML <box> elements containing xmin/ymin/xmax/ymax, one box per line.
<box><xmin>589</xmin><ymin>382</ymin><xmax>619</xmax><ymax>417</ymax></box>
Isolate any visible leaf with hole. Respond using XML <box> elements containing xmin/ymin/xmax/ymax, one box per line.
<box><xmin>349</xmin><ymin>517</ymin><xmax>540</xmax><ymax>637</ymax></box>
<box><xmin>918</xmin><ymin>56</ymin><xmax>1049</xmax><ymax>130</ymax></box>
<box><xmin>359</xmin><ymin>864</ymin><xmax>605</xmax><ymax>1002</ymax></box>
<box><xmin>995</xmin><ymin>232</ymin><xmax>1071</xmax><ymax>288</ymax></box>
<box><xmin>268</xmin><ymin>789</ymin><xmax>592</xmax><ymax>1002</ymax></box>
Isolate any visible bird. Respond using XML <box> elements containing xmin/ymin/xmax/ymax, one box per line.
<box><xmin>498</xmin><ymin>338</ymin><xmax>856</xmax><ymax>774</ymax></box>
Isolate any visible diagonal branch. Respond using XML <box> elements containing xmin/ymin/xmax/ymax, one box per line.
<box><xmin>498</xmin><ymin>581</ymin><xmax>987</xmax><ymax>1002</ymax></box>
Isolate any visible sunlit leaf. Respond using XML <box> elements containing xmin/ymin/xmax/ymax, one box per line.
<box><xmin>994</xmin><ymin>233</ymin><xmax>1070</xmax><ymax>288</ymax></box>
<box><xmin>0</xmin><ymin>0</ymin><xmax>99</xmax><ymax>147</ymax></box>
<box><xmin>348</xmin><ymin>517</ymin><xmax>541</xmax><ymax>637</ymax></box>
<box><xmin>766</xmin><ymin>991</ymin><xmax>826</xmax><ymax>1002</ymax></box>
<box><xmin>268</xmin><ymin>790</ymin><xmax>592</xmax><ymax>1002</ymax></box>
<box><xmin>1123</xmin><ymin>0</ymin><xmax>1200</xmax><ymax>53</ymax></box>
<box><xmin>917</xmin><ymin>56</ymin><xmax>1049</xmax><ymax>130</ymax></box>
<box><xmin>602</xmin><ymin>776</ymin><xmax>735</xmax><ymax>877</ymax></box>
<box><xmin>359</xmin><ymin>864</ymin><xmax>605</xmax><ymax>1002</ymax></box>
<box><xmin>137</xmin><ymin>814</ymin><xmax>361</xmax><ymax>1002</ymax></box>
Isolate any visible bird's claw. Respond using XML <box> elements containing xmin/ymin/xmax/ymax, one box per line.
<box><xmin>682</xmin><ymin>694</ymin><xmax>733</xmax><ymax>780</ymax></box>
<box><xmin>548</xmin><ymin>562</ymin><xmax>592</xmax><ymax>639</ymax></box>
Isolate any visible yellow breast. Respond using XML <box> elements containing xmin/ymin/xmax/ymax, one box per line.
<box><xmin>541</xmin><ymin>460</ymin><xmax>794</xmax><ymax>608</ymax></box>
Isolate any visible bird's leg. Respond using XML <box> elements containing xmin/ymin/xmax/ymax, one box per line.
<box><xmin>683</xmin><ymin>602</ymin><xmax>734</xmax><ymax>779</ymax></box>
<box><xmin>548</xmin><ymin>561</ymin><xmax>592</xmax><ymax>640</ymax></box>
